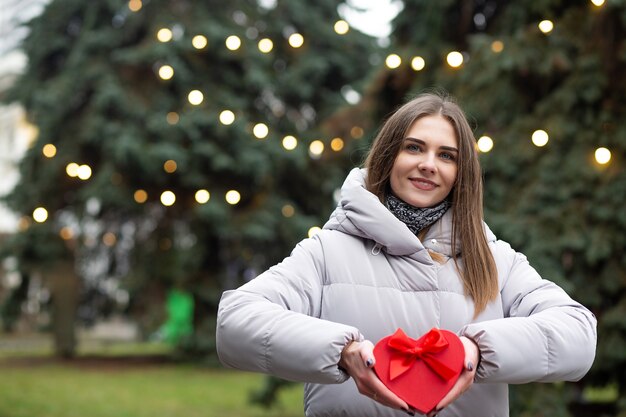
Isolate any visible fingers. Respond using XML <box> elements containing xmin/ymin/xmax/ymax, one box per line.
<box><xmin>433</xmin><ymin>337</ymin><xmax>479</xmax><ymax>413</ymax></box>
<box><xmin>359</xmin><ymin>340</ymin><xmax>376</xmax><ymax>367</ymax></box>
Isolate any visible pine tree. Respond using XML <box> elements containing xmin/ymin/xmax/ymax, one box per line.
<box><xmin>2</xmin><ymin>0</ymin><xmax>376</xmax><ymax>356</ymax></box>
<box><xmin>354</xmin><ymin>0</ymin><xmax>625</xmax><ymax>414</ymax></box>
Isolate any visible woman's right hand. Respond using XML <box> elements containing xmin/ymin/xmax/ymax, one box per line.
<box><xmin>339</xmin><ymin>340</ymin><xmax>412</xmax><ymax>414</ymax></box>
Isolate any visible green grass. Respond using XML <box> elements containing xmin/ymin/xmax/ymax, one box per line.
<box><xmin>0</xmin><ymin>362</ymin><xmax>304</xmax><ymax>417</ymax></box>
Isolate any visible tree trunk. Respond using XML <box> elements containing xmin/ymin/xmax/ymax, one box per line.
<box><xmin>47</xmin><ymin>261</ymin><xmax>80</xmax><ymax>358</ymax></box>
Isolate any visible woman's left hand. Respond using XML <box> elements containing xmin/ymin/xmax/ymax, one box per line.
<box><xmin>427</xmin><ymin>336</ymin><xmax>479</xmax><ymax>417</ymax></box>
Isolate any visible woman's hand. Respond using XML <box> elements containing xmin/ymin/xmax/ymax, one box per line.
<box><xmin>427</xmin><ymin>336</ymin><xmax>480</xmax><ymax>417</ymax></box>
<box><xmin>339</xmin><ymin>340</ymin><xmax>412</xmax><ymax>414</ymax></box>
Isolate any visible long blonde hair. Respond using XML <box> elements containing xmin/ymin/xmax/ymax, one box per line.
<box><xmin>364</xmin><ymin>93</ymin><xmax>498</xmax><ymax>316</ymax></box>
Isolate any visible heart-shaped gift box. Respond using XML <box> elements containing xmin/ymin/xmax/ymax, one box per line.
<box><xmin>373</xmin><ymin>328</ymin><xmax>464</xmax><ymax>414</ymax></box>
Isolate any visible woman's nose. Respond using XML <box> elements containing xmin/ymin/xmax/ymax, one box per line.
<box><xmin>418</xmin><ymin>154</ymin><xmax>437</xmax><ymax>174</ymax></box>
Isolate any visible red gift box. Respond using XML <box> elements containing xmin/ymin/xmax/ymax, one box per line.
<box><xmin>373</xmin><ymin>328</ymin><xmax>464</xmax><ymax>414</ymax></box>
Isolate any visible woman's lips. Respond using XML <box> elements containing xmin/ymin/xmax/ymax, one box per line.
<box><xmin>409</xmin><ymin>178</ymin><xmax>437</xmax><ymax>191</ymax></box>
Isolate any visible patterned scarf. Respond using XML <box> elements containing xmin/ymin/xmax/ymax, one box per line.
<box><xmin>386</xmin><ymin>194</ymin><xmax>451</xmax><ymax>235</ymax></box>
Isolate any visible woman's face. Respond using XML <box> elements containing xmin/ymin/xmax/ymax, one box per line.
<box><xmin>389</xmin><ymin>115</ymin><xmax>458</xmax><ymax>208</ymax></box>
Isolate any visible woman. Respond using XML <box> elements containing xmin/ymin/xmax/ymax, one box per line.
<box><xmin>216</xmin><ymin>93</ymin><xmax>597</xmax><ymax>417</ymax></box>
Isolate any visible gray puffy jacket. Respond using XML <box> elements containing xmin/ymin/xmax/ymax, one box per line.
<box><xmin>217</xmin><ymin>168</ymin><xmax>597</xmax><ymax>417</ymax></box>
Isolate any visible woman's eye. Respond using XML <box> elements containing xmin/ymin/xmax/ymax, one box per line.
<box><xmin>406</xmin><ymin>144</ymin><xmax>420</xmax><ymax>152</ymax></box>
<box><xmin>440</xmin><ymin>152</ymin><xmax>455</xmax><ymax>161</ymax></box>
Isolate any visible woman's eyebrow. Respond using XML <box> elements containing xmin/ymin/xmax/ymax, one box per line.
<box><xmin>404</xmin><ymin>137</ymin><xmax>459</xmax><ymax>153</ymax></box>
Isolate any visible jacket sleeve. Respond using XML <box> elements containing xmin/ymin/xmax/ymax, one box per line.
<box><xmin>460</xmin><ymin>240</ymin><xmax>597</xmax><ymax>384</ymax></box>
<box><xmin>216</xmin><ymin>232</ymin><xmax>363</xmax><ymax>384</ymax></box>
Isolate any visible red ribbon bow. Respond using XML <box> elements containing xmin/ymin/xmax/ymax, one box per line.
<box><xmin>387</xmin><ymin>328</ymin><xmax>457</xmax><ymax>381</ymax></box>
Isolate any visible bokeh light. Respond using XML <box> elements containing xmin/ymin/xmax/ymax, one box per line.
<box><xmin>446</xmin><ymin>51</ymin><xmax>464</xmax><ymax>68</ymax></box>
<box><xmin>282</xmin><ymin>204</ymin><xmax>295</xmax><ymax>217</ymax></box>
<box><xmin>385</xmin><ymin>54</ymin><xmax>401</xmax><ymax>69</ymax></box>
<box><xmin>42</xmin><ymin>143</ymin><xmax>57</xmax><ymax>158</ymax></box>
<box><xmin>477</xmin><ymin>136</ymin><xmax>494</xmax><ymax>153</ymax></box>
<box><xmin>134</xmin><ymin>189</ymin><xmax>148</xmax><ymax>203</ymax></box>
<box><xmin>157</xmin><ymin>28</ymin><xmax>173</xmax><ymax>42</ymax></box>
<box><xmin>308</xmin><ymin>226</ymin><xmax>321</xmax><ymax>238</ymax></box>
<box><xmin>77</xmin><ymin>164</ymin><xmax>92</xmax><ymax>180</ymax></box>
<box><xmin>158</xmin><ymin>65</ymin><xmax>174</xmax><ymax>80</ymax></box>
<box><xmin>288</xmin><ymin>33</ymin><xmax>304</xmax><ymax>48</ymax></box>
<box><xmin>225</xmin><ymin>190</ymin><xmax>241</xmax><ymax>205</ymax></box>
<box><xmin>188</xmin><ymin>90</ymin><xmax>204</xmax><ymax>105</ymax></box>
<box><xmin>33</xmin><ymin>207</ymin><xmax>48</xmax><ymax>223</ymax></box>
<box><xmin>532</xmin><ymin>129</ymin><xmax>549</xmax><ymax>147</ymax></box>
<box><xmin>595</xmin><ymin>147</ymin><xmax>611</xmax><ymax>164</ymax></box>
<box><xmin>253</xmin><ymin>123</ymin><xmax>269</xmax><ymax>139</ymax></box>
<box><xmin>334</xmin><ymin>20</ymin><xmax>349</xmax><ymax>35</ymax></box>
<box><xmin>538</xmin><ymin>20</ymin><xmax>554</xmax><ymax>34</ymax></box>
<box><xmin>225</xmin><ymin>35</ymin><xmax>242</xmax><ymax>50</ymax></box>
<box><xmin>411</xmin><ymin>56</ymin><xmax>426</xmax><ymax>71</ymax></box>
<box><xmin>330</xmin><ymin>137</ymin><xmax>344</xmax><ymax>151</ymax></box>
<box><xmin>192</xmin><ymin>35</ymin><xmax>208</xmax><ymax>49</ymax></box>
<box><xmin>160</xmin><ymin>191</ymin><xmax>176</xmax><ymax>206</ymax></box>
<box><xmin>195</xmin><ymin>189</ymin><xmax>210</xmax><ymax>204</ymax></box>
<box><xmin>282</xmin><ymin>135</ymin><xmax>298</xmax><ymax>150</ymax></box>
<box><xmin>258</xmin><ymin>38</ymin><xmax>273</xmax><ymax>53</ymax></box>
<box><xmin>163</xmin><ymin>160</ymin><xmax>177</xmax><ymax>173</ymax></box>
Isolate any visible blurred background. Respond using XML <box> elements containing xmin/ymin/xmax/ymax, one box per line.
<box><xmin>0</xmin><ymin>0</ymin><xmax>624</xmax><ymax>416</ymax></box>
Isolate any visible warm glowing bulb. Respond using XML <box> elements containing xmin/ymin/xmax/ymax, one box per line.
<box><xmin>288</xmin><ymin>33</ymin><xmax>304</xmax><ymax>48</ymax></box>
<box><xmin>102</xmin><ymin>232</ymin><xmax>117</xmax><ymax>247</ymax></box>
<box><xmin>538</xmin><ymin>20</ymin><xmax>554</xmax><ymax>34</ymax></box>
<box><xmin>308</xmin><ymin>226</ymin><xmax>321</xmax><ymax>238</ymax></box>
<box><xmin>157</xmin><ymin>28</ymin><xmax>173</xmax><ymax>42</ymax></box>
<box><xmin>477</xmin><ymin>136</ymin><xmax>494</xmax><ymax>153</ymax></box>
<box><xmin>134</xmin><ymin>189</ymin><xmax>148</xmax><ymax>203</ymax></box>
<box><xmin>160</xmin><ymin>191</ymin><xmax>176</xmax><ymax>206</ymax></box>
<box><xmin>219</xmin><ymin>110</ymin><xmax>235</xmax><ymax>125</ymax></box>
<box><xmin>282</xmin><ymin>204</ymin><xmax>295</xmax><ymax>217</ymax></box>
<box><xmin>258</xmin><ymin>38</ymin><xmax>273</xmax><ymax>53</ymax></box>
<box><xmin>128</xmin><ymin>0</ymin><xmax>142</xmax><ymax>12</ymax></box>
<box><xmin>309</xmin><ymin>140</ymin><xmax>324</xmax><ymax>157</ymax></box>
<box><xmin>166</xmin><ymin>112</ymin><xmax>179</xmax><ymax>125</ymax></box>
<box><xmin>590</xmin><ymin>0</ymin><xmax>605</xmax><ymax>6</ymax></box>
<box><xmin>446</xmin><ymin>51</ymin><xmax>464</xmax><ymax>68</ymax></box>
<box><xmin>334</xmin><ymin>20</ymin><xmax>349</xmax><ymax>35</ymax></box>
<box><xmin>282</xmin><ymin>135</ymin><xmax>297</xmax><ymax>150</ymax></box>
<box><xmin>77</xmin><ymin>164</ymin><xmax>92</xmax><ymax>180</ymax></box>
<box><xmin>411</xmin><ymin>56</ymin><xmax>425</xmax><ymax>71</ymax></box>
<box><xmin>253</xmin><ymin>123</ymin><xmax>269</xmax><ymax>139</ymax></box>
<box><xmin>225</xmin><ymin>35</ymin><xmax>242</xmax><ymax>50</ymax></box>
<box><xmin>350</xmin><ymin>126</ymin><xmax>364</xmax><ymax>139</ymax></box>
<box><xmin>595</xmin><ymin>147</ymin><xmax>611</xmax><ymax>164</ymax></box>
<box><xmin>491</xmin><ymin>40</ymin><xmax>504</xmax><ymax>53</ymax></box>
<box><xmin>158</xmin><ymin>65</ymin><xmax>174</xmax><ymax>80</ymax></box>
<box><xmin>330</xmin><ymin>137</ymin><xmax>344</xmax><ymax>151</ymax></box>
<box><xmin>66</xmin><ymin>162</ymin><xmax>79</xmax><ymax>177</ymax></box>
<box><xmin>188</xmin><ymin>90</ymin><xmax>204</xmax><ymax>105</ymax></box>
<box><xmin>385</xmin><ymin>54</ymin><xmax>401</xmax><ymax>69</ymax></box>
<box><xmin>33</xmin><ymin>207</ymin><xmax>48</xmax><ymax>223</ymax></box>
<box><xmin>163</xmin><ymin>160</ymin><xmax>177</xmax><ymax>173</ymax></box>
<box><xmin>532</xmin><ymin>130</ymin><xmax>549</xmax><ymax>147</ymax></box>
<box><xmin>42</xmin><ymin>144</ymin><xmax>57</xmax><ymax>158</ymax></box>
<box><xmin>192</xmin><ymin>35</ymin><xmax>208</xmax><ymax>49</ymax></box>
<box><xmin>225</xmin><ymin>190</ymin><xmax>241</xmax><ymax>205</ymax></box>
<box><xmin>60</xmin><ymin>227</ymin><xmax>74</xmax><ymax>240</ymax></box>
<box><xmin>195</xmin><ymin>189</ymin><xmax>210</xmax><ymax>204</ymax></box>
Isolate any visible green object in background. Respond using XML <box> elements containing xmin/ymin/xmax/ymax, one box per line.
<box><xmin>160</xmin><ymin>290</ymin><xmax>194</xmax><ymax>344</ymax></box>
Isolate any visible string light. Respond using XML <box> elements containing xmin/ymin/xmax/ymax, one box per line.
<box><xmin>166</xmin><ymin>112</ymin><xmax>179</xmax><ymax>125</ymax></box>
<box><xmin>282</xmin><ymin>135</ymin><xmax>298</xmax><ymax>150</ymax></box>
<box><xmin>350</xmin><ymin>126</ymin><xmax>364</xmax><ymax>139</ymax></box>
<box><xmin>491</xmin><ymin>40</ymin><xmax>504</xmax><ymax>53</ymax></box>
<box><xmin>134</xmin><ymin>189</ymin><xmax>148</xmax><ymax>203</ymax></box>
<box><xmin>590</xmin><ymin>0</ymin><xmax>605</xmax><ymax>6</ymax></box>
<box><xmin>309</xmin><ymin>140</ymin><xmax>324</xmax><ymax>157</ymax></box>
<box><xmin>308</xmin><ymin>226</ymin><xmax>321</xmax><ymax>238</ymax></box>
<box><xmin>225</xmin><ymin>190</ymin><xmax>241</xmax><ymax>205</ymax></box>
<box><xmin>330</xmin><ymin>137</ymin><xmax>344</xmax><ymax>151</ymax></box>
<box><xmin>163</xmin><ymin>160</ymin><xmax>177</xmax><ymax>173</ymax></box>
<box><xmin>66</xmin><ymin>162</ymin><xmax>79</xmax><ymax>177</ymax></box>
<box><xmin>288</xmin><ymin>33</ymin><xmax>304</xmax><ymax>48</ymax></box>
<box><xmin>158</xmin><ymin>65</ymin><xmax>174</xmax><ymax>80</ymax></box>
<box><xmin>411</xmin><ymin>56</ymin><xmax>426</xmax><ymax>71</ymax></box>
<box><xmin>532</xmin><ymin>129</ymin><xmax>549</xmax><ymax>147</ymax></box>
<box><xmin>128</xmin><ymin>0</ymin><xmax>142</xmax><ymax>12</ymax></box>
<box><xmin>219</xmin><ymin>110</ymin><xmax>235</xmax><ymax>125</ymax></box>
<box><xmin>192</xmin><ymin>35</ymin><xmax>208</xmax><ymax>49</ymax></box>
<box><xmin>32</xmin><ymin>207</ymin><xmax>48</xmax><ymax>223</ymax></box>
<box><xmin>253</xmin><ymin>123</ymin><xmax>269</xmax><ymax>139</ymax></box>
<box><xmin>160</xmin><ymin>191</ymin><xmax>176</xmax><ymax>206</ymax></box>
<box><xmin>42</xmin><ymin>144</ymin><xmax>57</xmax><ymax>158</ymax></box>
<box><xmin>195</xmin><ymin>189</ymin><xmax>210</xmax><ymax>204</ymax></box>
<box><xmin>477</xmin><ymin>136</ymin><xmax>494</xmax><ymax>153</ymax></box>
<box><xmin>77</xmin><ymin>164</ymin><xmax>92</xmax><ymax>180</ymax></box>
<box><xmin>595</xmin><ymin>147</ymin><xmax>611</xmax><ymax>164</ymax></box>
<box><xmin>157</xmin><ymin>28</ymin><xmax>173</xmax><ymax>42</ymax></box>
<box><xmin>282</xmin><ymin>204</ymin><xmax>295</xmax><ymax>217</ymax></box>
<box><xmin>385</xmin><ymin>54</ymin><xmax>401</xmax><ymax>69</ymax></box>
<box><xmin>334</xmin><ymin>20</ymin><xmax>349</xmax><ymax>35</ymax></box>
<box><xmin>446</xmin><ymin>51</ymin><xmax>464</xmax><ymax>68</ymax></box>
<box><xmin>60</xmin><ymin>227</ymin><xmax>74</xmax><ymax>240</ymax></box>
<box><xmin>225</xmin><ymin>35</ymin><xmax>242</xmax><ymax>50</ymax></box>
<box><xmin>258</xmin><ymin>38</ymin><xmax>273</xmax><ymax>53</ymax></box>
<box><xmin>538</xmin><ymin>20</ymin><xmax>554</xmax><ymax>34</ymax></box>
<box><xmin>188</xmin><ymin>90</ymin><xmax>204</xmax><ymax>105</ymax></box>
<box><xmin>102</xmin><ymin>232</ymin><xmax>117</xmax><ymax>247</ymax></box>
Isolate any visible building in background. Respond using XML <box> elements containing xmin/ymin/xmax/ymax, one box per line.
<box><xmin>0</xmin><ymin>0</ymin><xmax>49</xmax><ymax>233</ymax></box>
